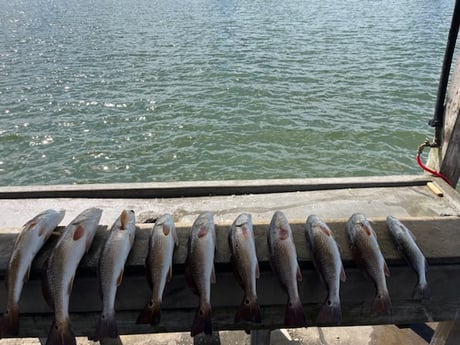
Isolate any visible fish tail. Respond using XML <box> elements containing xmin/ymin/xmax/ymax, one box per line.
<box><xmin>191</xmin><ymin>303</ymin><xmax>212</xmax><ymax>336</ymax></box>
<box><xmin>0</xmin><ymin>305</ymin><xmax>19</xmax><ymax>337</ymax></box>
<box><xmin>136</xmin><ymin>301</ymin><xmax>162</xmax><ymax>326</ymax></box>
<box><xmin>413</xmin><ymin>282</ymin><xmax>430</xmax><ymax>300</ymax></box>
<box><xmin>90</xmin><ymin>313</ymin><xmax>118</xmax><ymax>341</ymax></box>
<box><xmin>316</xmin><ymin>298</ymin><xmax>342</xmax><ymax>325</ymax></box>
<box><xmin>234</xmin><ymin>296</ymin><xmax>262</xmax><ymax>323</ymax></box>
<box><xmin>45</xmin><ymin>319</ymin><xmax>76</xmax><ymax>345</ymax></box>
<box><xmin>284</xmin><ymin>297</ymin><xmax>306</xmax><ymax>327</ymax></box>
<box><xmin>370</xmin><ymin>290</ymin><xmax>392</xmax><ymax>316</ymax></box>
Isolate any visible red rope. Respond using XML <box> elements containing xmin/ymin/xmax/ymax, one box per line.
<box><xmin>416</xmin><ymin>153</ymin><xmax>451</xmax><ymax>186</ymax></box>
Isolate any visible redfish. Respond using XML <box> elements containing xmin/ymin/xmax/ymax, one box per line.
<box><xmin>0</xmin><ymin>209</ymin><xmax>65</xmax><ymax>337</ymax></box>
<box><xmin>267</xmin><ymin>211</ymin><xmax>306</xmax><ymax>327</ymax></box>
<box><xmin>347</xmin><ymin>213</ymin><xmax>391</xmax><ymax>316</ymax></box>
<box><xmin>43</xmin><ymin>207</ymin><xmax>102</xmax><ymax>345</ymax></box>
<box><xmin>306</xmin><ymin>215</ymin><xmax>346</xmax><ymax>325</ymax></box>
<box><xmin>386</xmin><ymin>215</ymin><xmax>429</xmax><ymax>299</ymax></box>
<box><xmin>229</xmin><ymin>213</ymin><xmax>261</xmax><ymax>324</ymax></box>
<box><xmin>90</xmin><ymin>209</ymin><xmax>136</xmax><ymax>341</ymax></box>
<box><xmin>185</xmin><ymin>212</ymin><xmax>216</xmax><ymax>336</ymax></box>
<box><xmin>137</xmin><ymin>214</ymin><xmax>178</xmax><ymax>326</ymax></box>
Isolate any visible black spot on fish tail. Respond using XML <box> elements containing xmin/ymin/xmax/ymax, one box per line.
<box><xmin>191</xmin><ymin>304</ymin><xmax>212</xmax><ymax>337</ymax></box>
<box><xmin>136</xmin><ymin>300</ymin><xmax>161</xmax><ymax>326</ymax></box>
<box><xmin>284</xmin><ymin>298</ymin><xmax>306</xmax><ymax>327</ymax></box>
<box><xmin>0</xmin><ymin>305</ymin><xmax>19</xmax><ymax>337</ymax></box>
<box><xmin>90</xmin><ymin>312</ymin><xmax>119</xmax><ymax>341</ymax></box>
<box><xmin>45</xmin><ymin>319</ymin><xmax>76</xmax><ymax>345</ymax></box>
<box><xmin>234</xmin><ymin>296</ymin><xmax>262</xmax><ymax>324</ymax></box>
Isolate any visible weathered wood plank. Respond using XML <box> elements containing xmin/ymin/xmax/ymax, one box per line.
<box><xmin>0</xmin><ymin>175</ymin><xmax>433</xmax><ymax>199</ymax></box>
<box><xmin>430</xmin><ymin>321</ymin><xmax>460</xmax><ymax>345</ymax></box>
<box><xmin>0</xmin><ymin>217</ymin><xmax>459</xmax><ymax>276</ymax></box>
<box><xmin>0</xmin><ymin>217</ymin><xmax>458</xmax><ymax>337</ymax></box>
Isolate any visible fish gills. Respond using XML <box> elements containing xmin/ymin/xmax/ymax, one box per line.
<box><xmin>386</xmin><ymin>216</ymin><xmax>429</xmax><ymax>300</ymax></box>
<box><xmin>268</xmin><ymin>211</ymin><xmax>306</xmax><ymax>327</ymax></box>
<box><xmin>185</xmin><ymin>212</ymin><xmax>216</xmax><ymax>336</ymax></box>
<box><xmin>43</xmin><ymin>207</ymin><xmax>102</xmax><ymax>345</ymax></box>
<box><xmin>229</xmin><ymin>213</ymin><xmax>261</xmax><ymax>324</ymax></box>
<box><xmin>137</xmin><ymin>214</ymin><xmax>178</xmax><ymax>326</ymax></box>
<box><xmin>91</xmin><ymin>209</ymin><xmax>136</xmax><ymax>341</ymax></box>
<box><xmin>0</xmin><ymin>209</ymin><xmax>65</xmax><ymax>337</ymax></box>
<box><xmin>306</xmin><ymin>215</ymin><xmax>346</xmax><ymax>325</ymax></box>
<box><xmin>347</xmin><ymin>213</ymin><xmax>391</xmax><ymax>316</ymax></box>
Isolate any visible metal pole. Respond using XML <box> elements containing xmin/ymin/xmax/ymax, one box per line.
<box><xmin>429</xmin><ymin>0</ymin><xmax>460</xmax><ymax>138</ymax></box>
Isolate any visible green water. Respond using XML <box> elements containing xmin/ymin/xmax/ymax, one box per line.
<box><xmin>0</xmin><ymin>0</ymin><xmax>455</xmax><ymax>185</ymax></box>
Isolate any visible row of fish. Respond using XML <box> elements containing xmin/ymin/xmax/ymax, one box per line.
<box><xmin>0</xmin><ymin>208</ymin><xmax>429</xmax><ymax>342</ymax></box>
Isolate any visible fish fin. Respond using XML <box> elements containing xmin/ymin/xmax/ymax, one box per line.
<box><xmin>296</xmin><ymin>265</ymin><xmax>302</xmax><ymax>282</ymax></box>
<box><xmin>211</xmin><ymin>265</ymin><xmax>216</xmax><ymax>284</ymax></box>
<box><xmin>413</xmin><ymin>282</ymin><xmax>430</xmax><ymax>300</ymax></box>
<box><xmin>68</xmin><ymin>275</ymin><xmax>75</xmax><ymax>296</ymax></box>
<box><xmin>384</xmin><ymin>261</ymin><xmax>390</xmax><ymax>277</ymax></box>
<box><xmin>73</xmin><ymin>225</ymin><xmax>85</xmax><ymax>241</ymax></box>
<box><xmin>235</xmin><ymin>297</ymin><xmax>261</xmax><ymax>324</ymax></box>
<box><xmin>173</xmin><ymin>228</ymin><xmax>179</xmax><ymax>247</ymax></box>
<box><xmin>370</xmin><ymin>290</ymin><xmax>392</xmax><ymax>316</ymax></box>
<box><xmin>45</xmin><ymin>318</ymin><xmax>76</xmax><ymax>345</ymax></box>
<box><xmin>42</xmin><ymin>259</ymin><xmax>54</xmax><ymax>308</ymax></box>
<box><xmin>316</xmin><ymin>298</ymin><xmax>342</xmax><ymax>325</ymax></box>
<box><xmin>284</xmin><ymin>298</ymin><xmax>306</xmax><ymax>327</ymax></box>
<box><xmin>0</xmin><ymin>304</ymin><xmax>19</xmax><ymax>336</ymax></box>
<box><xmin>340</xmin><ymin>265</ymin><xmax>347</xmax><ymax>282</ymax></box>
<box><xmin>230</xmin><ymin>255</ymin><xmax>244</xmax><ymax>287</ymax></box>
<box><xmin>256</xmin><ymin>262</ymin><xmax>260</xmax><ymax>279</ymax></box>
<box><xmin>136</xmin><ymin>300</ymin><xmax>161</xmax><ymax>326</ymax></box>
<box><xmin>24</xmin><ymin>264</ymin><xmax>31</xmax><ymax>283</ymax></box>
<box><xmin>23</xmin><ymin>219</ymin><xmax>38</xmax><ymax>230</ymax></box>
<box><xmin>38</xmin><ymin>224</ymin><xmax>48</xmax><ymax>237</ymax></box>
<box><xmin>185</xmin><ymin>258</ymin><xmax>198</xmax><ymax>295</ymax></box>
<box><xmin>145</xmin><ymin>235</ymin><xmax>154</xmax><ymax>290</ymax></box>
<box><xmin>116</xmin><ymin>269</ymin><xmax>124</xmax><ymax>287</ymax></box>
<box><xmin>90</xmin><ymin>313</ymin><xmax>118</xmax><ymax>341</ymax></box>
<box><xmin>191</xmin><ymin>304</ymin><xmax>212</xmax><ymax>336</ymax></box>
<box><xmin>167</xmin><ymin>265</ymin><xmax>172</xmax><ymax>282</ymax></box>
<box><xmin>129</xmin><ymin>231</ymin><xmax>135</xmax><ymax>247</ymax></box>
<box><xmin>119</xmin><ymin>210</ymin><xmax>128</xmax><ymax>230</ymax></box>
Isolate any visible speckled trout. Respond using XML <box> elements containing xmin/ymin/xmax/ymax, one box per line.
<box><xmin>43</xmin><ymin>207</ymin><xmax>102</xmax><ymax>345</ymax></box>
<box><xmin>347</xmin><ymin>213</ymin><xmax>391</xmax><ymax>316</ymax></box>
<box><xmin>90</xmin><ymin>209</ymin><xmax>136</xmax><ymax>341</ymax></box>
<box><xmin>137</xmin><ymin>214</ymin><xmax>178</xmax><ymax>326</ymax></box>
<box><xmin>0</xmin><ymin>209</ymin><xmax>65</xmax><ymax>337</ymax></box>
<box><xmin>386</xmin><ymin>215</ymin><xmax>429</xmax><ymax>299</ymax></box>
<box><xmin>267</xmin><ymin>211</ymin><xmax>306</xmax><ymax>327</ymax></box>
<box><xmin>185</xmin><ymin>212</ymin><xmax>216</xmax><ymax>336</ymax></box>
<box><xmin>306</xmin><ymin>215</ymin><xmax>346</xmax><ymax>325</ymax></box>
<box><xmin>229</xmin><ymin>213</ymin><xmax>261</xmax><ymax>324</ymax></box>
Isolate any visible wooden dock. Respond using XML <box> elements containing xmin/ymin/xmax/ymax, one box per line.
<box><xmin>0</xmin><ymin>175</ymin><xmax>459</xmax><ymax>340</ymax></box>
